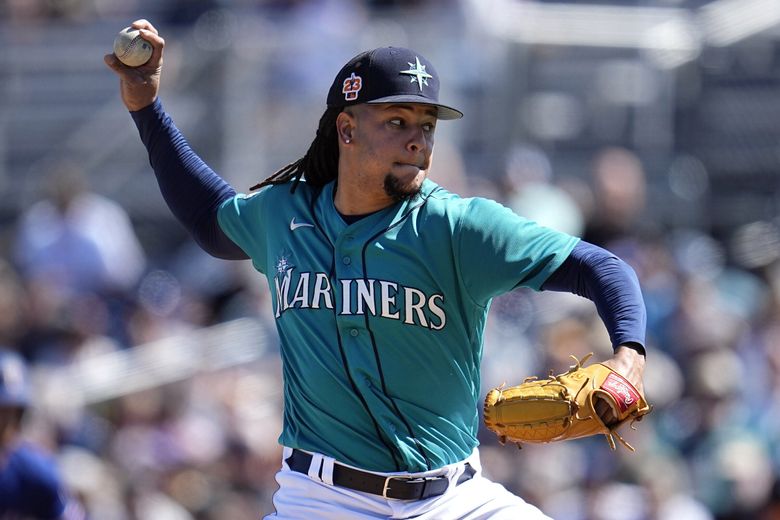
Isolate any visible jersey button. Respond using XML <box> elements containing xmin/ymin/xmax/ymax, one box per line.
<box><xmin>342</xmin><ymin>256</ymin><xmax>351</xmax><ymax>265</ymax></box>
<box><xmin>349</xmin><ymin>329</ymin><xmax>359</xmax><ymax>337</ymax></box>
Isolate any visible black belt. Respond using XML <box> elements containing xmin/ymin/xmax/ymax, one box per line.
<box><xmin>285</xmin><ymin>449</ymin><xmax>476</xmax><ymax>500</ymax></box>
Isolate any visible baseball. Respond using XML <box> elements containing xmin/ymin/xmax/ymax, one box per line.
<box><xmin>113</xmin><ymin>27</ymin><xmax>153</xmax><ymax>67</ymax></box>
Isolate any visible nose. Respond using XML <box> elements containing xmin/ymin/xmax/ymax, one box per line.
<box><xmin>406</xmin><ymin>126</ymin><xmax>428</xmax><ymax>154</ymax></box>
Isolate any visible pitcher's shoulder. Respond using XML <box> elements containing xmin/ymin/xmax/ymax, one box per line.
<box><xmin>234</xmin><ymin>179</ymin><xmax>319</xmax><ymax>206</ymax></box>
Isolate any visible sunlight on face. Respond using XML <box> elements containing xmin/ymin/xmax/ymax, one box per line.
<box><xmin>371</xmin><ymin>103</ymin><xmax>437</xmax><ymax>201</ymax></box>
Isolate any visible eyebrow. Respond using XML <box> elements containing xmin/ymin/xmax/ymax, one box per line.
<box><xmin>380</xmin><ymin>103</ymin><xmax>439</xmax><ymax>117</ymax></box>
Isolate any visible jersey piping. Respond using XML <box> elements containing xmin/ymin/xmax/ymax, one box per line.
<box><xmin>309</xmin><ymin>187</ymin><xmax>405</xmax><ymax>470</ymax></box>
<box><xmin>358</xmin><ymin>189</ymin><xmax>440</xmax><ymax>470</ymax></box>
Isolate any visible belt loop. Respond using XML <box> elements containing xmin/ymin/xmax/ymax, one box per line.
<box><xmin>445</xmin><ymin>464</ymin><xmax>458</xmax><ymax>494</ymax></box>
<box><xmin>308</xmin><ymin>453</ymin><xmax>324</xmax><ymax>482</ymax></box>
<box><xmin>419</xmin><ymin>477</ymin><xmax>429</xmax><ymax>500</ymax></box>
<box><xmin>454</xmin><ymin>463</ymin><xmax>469</xmax><ymax>491</ymax></box>
<box><xmin>321</xmin><ymin>456</ymin><xmax>335</xmax><ymax>486</ymax></box>
<box><xmin>281</xmin><ymin>447</ymin><xmax>294</xmax><ymax>470</ymax></box>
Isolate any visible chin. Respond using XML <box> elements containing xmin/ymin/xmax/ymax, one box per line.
<box><xmin>384</xmin><ymin>171</ymin><xmax>426</xmax><ymax>202</ymax></box>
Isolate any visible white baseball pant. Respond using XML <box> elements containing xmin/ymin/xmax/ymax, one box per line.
<box><xmin>264</xmin><ymin>446</ymin><xmax>551</xmax><ymax>519</ymax></box>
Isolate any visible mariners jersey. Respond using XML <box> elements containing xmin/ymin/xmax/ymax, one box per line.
<box><xmin>218</xmin><ymin>178</ymin><xmax>579</xmax><ymax>472</ymax></box>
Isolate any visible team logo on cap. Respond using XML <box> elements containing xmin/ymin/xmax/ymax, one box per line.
<box><xmin>342</xmin><ymin>72</ymin><xmax>362</xmax><ymax>101</ymax></box>
<box><xmin>400</xmin><ymin>57</ymin><xmax>433</xmax><ymax>92</ymax></box>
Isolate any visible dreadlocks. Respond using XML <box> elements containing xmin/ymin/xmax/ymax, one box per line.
<box><xmin>250</xmin><ymin>106</ymin><xmax>342</xmax><ymax>193</ymax></box>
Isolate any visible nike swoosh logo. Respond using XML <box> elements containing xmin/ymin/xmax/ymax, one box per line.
<box><xmin>290</xmin><ymin>217</ymin><xmax>315</xmax><ymax>231</ymax></box>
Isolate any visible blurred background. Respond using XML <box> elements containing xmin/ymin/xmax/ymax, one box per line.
<box><xmin>2</xmin><ymin>0</ymin><xmax>780</xmax><ymax>518</ymax></box>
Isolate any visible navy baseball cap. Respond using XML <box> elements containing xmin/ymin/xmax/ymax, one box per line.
<box><xmin>326</xmin><ymin>47</ymin><xmax>463</xmax><ymax>120</ymax></box>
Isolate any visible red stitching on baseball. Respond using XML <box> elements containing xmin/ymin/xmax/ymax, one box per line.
<box><xmin>118</xmin><ymin>36</ymin><xmax>142</xmax><ymax>59</ymax></box>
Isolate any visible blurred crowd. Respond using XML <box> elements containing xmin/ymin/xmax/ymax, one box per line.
<box><xmin>0</xmin><ymin>157</ymin><xmax>282</xmax><ymax>518</ymax></box>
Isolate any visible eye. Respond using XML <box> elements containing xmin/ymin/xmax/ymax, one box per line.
<box><xmin>389</xmin><ymin>118</ymin><xmax>404</xmax><ymax>127</ymax></box>
<box><xmin>423</xmin><ymin>122</ymin><xmax>436</xmax><ymax>132</ymax></box>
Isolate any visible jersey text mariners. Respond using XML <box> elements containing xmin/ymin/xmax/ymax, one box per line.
<box><xmin>273</xmin><ymin>270</ymin><xmax>446</xmax><ymax>330</ymax></box>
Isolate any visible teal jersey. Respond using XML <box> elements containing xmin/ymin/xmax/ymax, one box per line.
<box><xmin>218</xmin><ymin>178</ymin><xmax>579</xmax><ymax>472</ymax></box>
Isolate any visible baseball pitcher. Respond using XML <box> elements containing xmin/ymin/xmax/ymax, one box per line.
<box><xmin>105</xmin><ymin>19</ymin><xmax>648</xmax><ymax>519</ymax></box>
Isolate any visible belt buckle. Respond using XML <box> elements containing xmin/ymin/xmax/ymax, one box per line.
<box><xmin>382</xmin><ymin>475</ymin><xmax>408</xmax><ymax>499</ymax></box>
<box><xmin>382</xmin><ymin>474</ymin><xmax>445</xmax><ymax>500</ymax></box>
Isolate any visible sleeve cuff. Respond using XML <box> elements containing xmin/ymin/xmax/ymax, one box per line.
<box><xmin>616</xmin><ymin>341</ymin><xmax>646</xmax><ymax>357</ymax></box>
<box><xmin>129</xmin><ymin>97</ymin><xmax>162</xmax><ymax>122</ymax></box>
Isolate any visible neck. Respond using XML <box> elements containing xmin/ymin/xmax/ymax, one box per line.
<box><xmin>333</xmin><ymin>179</ymin><xmax>397</xmax><ymax>215</ymax></box>
<box><xmin>334</xmin><ymin>158</ymin><xmax>399</xmax><ymax>215</ymax></box>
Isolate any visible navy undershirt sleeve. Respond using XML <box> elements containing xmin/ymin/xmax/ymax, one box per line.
<box><xmin>130</xmin><ymin>98</ymin><xmax>248</xmax><ymax>260</ymax></box>
<box><xmin>541</xmin><ymin>240</ymin><xmax>647</xmax><ymax>354</ymax></box>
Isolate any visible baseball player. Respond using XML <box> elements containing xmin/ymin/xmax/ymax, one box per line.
<box><xmin>105</xmin><ymin>20</ymin><xmax>647</xmax><ymax>519</ymax></box>
<box><xmin>0</xmin><ymin>349</ymin><xmax>85</xmax><ymax>519</ymax></box>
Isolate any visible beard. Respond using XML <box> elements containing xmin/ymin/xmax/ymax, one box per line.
<box><xmin>383</xmin><ymin>172</ymin><xmax>425</xmax><ymax>202</ymax></box>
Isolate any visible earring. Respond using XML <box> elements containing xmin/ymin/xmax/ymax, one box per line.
<box><xmin>345</xmin><ymin>138</ymin><xmax>351</xmax><ymax>144</ymax></box>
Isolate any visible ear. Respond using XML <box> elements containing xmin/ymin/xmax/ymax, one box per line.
<box><xmin>336</xmin><ymin>111</ymin><xmax>354</xmax><ymax>144</ymax></box>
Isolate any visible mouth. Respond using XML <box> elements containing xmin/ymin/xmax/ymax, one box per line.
<box><xmin>394</xmin><ymin>162</ymin><xmax>427</xmax><ymax>173</ymax></box>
